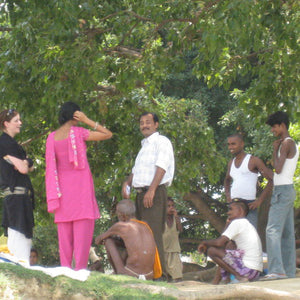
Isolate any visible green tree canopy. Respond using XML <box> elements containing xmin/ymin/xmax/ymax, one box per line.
<box><xmin>0</xmin><ymin>0</ymin><xmax>299</xmax><ymax>264</ymax></box>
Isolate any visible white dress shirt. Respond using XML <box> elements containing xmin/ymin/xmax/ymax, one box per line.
<box><xmin>132</xmin><ymin>132</ymin><xmax>175</xmax><ymax>188</ymax></box>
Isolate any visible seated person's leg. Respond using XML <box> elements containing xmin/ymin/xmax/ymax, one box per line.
<box><xmin>210</xmin><ymin>241</ymin><xmax>237</xmax><ymax>284</ymax></box>
<box><xmin>208</xmin><ymin>247</ymin><xmax>248</xmax><ymax>282</ymax></box>
<box><xmin>113</xmin><ymin>238</ymin><xmax>128</xmax><ymax>263</ymax></box>
<box><xmin>208</xmin><ymin>247</ymin><xmax>259</xmax><ymax>282</ymax></box>
<box><xmin>105</xmin><ymin>238</ymin><xmax>153</xmax><ymax>280</ymax></box>
<box><xmin>211</xmin><ymin>266</ymin><xmax>222</xmax><ymax>285</ymax></box>
<box><xmin>105</xmin><ymin>238</ymin><xmax>127</xmax><ymax>274</ymax></box>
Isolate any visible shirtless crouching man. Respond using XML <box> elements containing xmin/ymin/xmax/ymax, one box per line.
<box><xmin>95</xmin><ymin>199</ymin><xmax>158</xmax><ymax>280</ymax></box>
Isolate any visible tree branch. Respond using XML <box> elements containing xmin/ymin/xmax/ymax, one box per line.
<box><xmin>119</xmin><ymin>22</ymin><xmax>139</xmax><ymax>46</ymax></box>
<box><xmin>0</xmin><ymin>26</ymin><xmax>12</xmax><ymax>32</ymax></box>
<box><xmin>180</xmin><ymin>238</ymin><xmax>201</xmax><ymax>245</ymax></box>
<box><xmin>104</xmin><ymin>46</ymin><xmax>142</xmax><ymax>58</ymax></box>
<box><xmin>21</xmin><ymin>130</ymin><xmax>50</xmax><ymax>147</ymax></box>
<box><xmin>180</xmin><ymin>214</ymin><xmax>204</xmax><ymax>220</ymax></box>
<box><xmin>183</xmin><ymin>190</ymin><xmax>226</xmax><ymax>233</ymax></box>
<box><xmin>96</xmin><ymin>84</ymin><xmax>120</xmax><ymax>96</ymax></box>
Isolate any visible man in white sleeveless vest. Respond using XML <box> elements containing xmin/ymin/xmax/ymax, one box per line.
<box><xmin>263</xmin><ymin>111</ymin><xmax>299</xmax><ymax>280</ymax></box>
<box><xmin>224</xmin><ymin>134</ymin><xmax>273</xmax><ymax>228</ymax></box>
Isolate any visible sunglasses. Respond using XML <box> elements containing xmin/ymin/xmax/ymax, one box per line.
<box><xmin>6</xmin><ymin>109</ymin><xmax>16</xmax><ymax>116</ymax></box>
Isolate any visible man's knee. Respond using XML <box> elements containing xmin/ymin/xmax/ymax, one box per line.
<box><xmin>225</xmin><ymin>240</ymin><xmax>237</xmax><ymax>250</ymax></box>
<box><xmin>266</xmin><ymin>225</ymin><xmax>279</xmax><ymax>236</ymax></box>
<box><xmin>207</xmin><ymin>246</ymin><xmax>218</xmax><ymax>258</ymax></box>
<box><xmin>104</xmin><ymin>238</ymin><xmax>118</xmax><ymax>256</ymax></box>
<box><xmin>207</xmin><ymin>246</ymin><xmax>226</xmax><ymax>261</ymax></box>
<box><xmin>104</xmin><ymin>238</ymin><xmax>115</xmax><ymax>247</ymax></box>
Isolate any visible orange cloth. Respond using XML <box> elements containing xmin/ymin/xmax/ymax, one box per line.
<box><xmin>131</xmin><ymin>219</ymin><xmax>162</xmax><ymax>279</ymax></box>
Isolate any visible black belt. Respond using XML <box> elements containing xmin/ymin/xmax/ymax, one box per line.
<box><xmin>135</xmin><ymin>186</ymin><xmax>150</xmax><ymax>193</ymax></box>
<box><xmin>2</xmin><ymin>187</ymin><xmax>31</xmax><ymax>197</ymax></box>
<box><xmin>134</xmin><ymin>184</ymin><xmax>166</xmax><ymax>194</ymax></box>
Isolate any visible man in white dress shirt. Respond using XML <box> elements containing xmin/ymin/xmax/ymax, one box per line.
<box><xmin>122</xmin><ymin>112</ymin><xmax>175</xmax><ymax>279</ymax></box>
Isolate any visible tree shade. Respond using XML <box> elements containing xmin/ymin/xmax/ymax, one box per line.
<box><xmin>0</xmin><ymin>0</ymin><xmax>299</xmax><ymax>264</ymax></box>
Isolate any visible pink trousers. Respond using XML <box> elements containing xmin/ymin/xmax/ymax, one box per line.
<box><xmin>57</xmin><ymin>219</ymin><xmax>94</xmax><ymax>270</ymax></box>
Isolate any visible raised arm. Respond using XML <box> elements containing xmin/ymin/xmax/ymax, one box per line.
<box><xmin>73</xmin><ymin>110</ymin><xmax>112</xmax><ymax>141</ymax></box>
<box><xmin>249</xmin><ymin>157</ymin><xmax>273</xmax><ymax>210</ymax></box>
<box><xmin>173</xmin><ymin>208</ymin><xmax>183</xmax><ymax>232</ymax></box>
<box><xmin>122</xmin><ymin>174</ymin><xmax>133</xmax><ymax>199</ymax></box>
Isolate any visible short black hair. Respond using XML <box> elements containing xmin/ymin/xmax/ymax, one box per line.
<box><xmin>58</xmin><ymin>101</ymin><xmax>81</xmax><ymax>125</ymax></box>
<box><xmin>30</xmin><ymin>248</ymin><xmax>38</xmax><ymax>256</ymax></box>
<box><xmin>230</xmin><ymin>198</ymin><xmax>249</xmax><ymax>216</ymax></box>
<box><xmin>266</xmin><ymin>111</ymin><xmax>289</xmax><ymax>129</ymax></box>
<box><xmin>139</xmin><ymin>112</ymin><xmax>159</xmax><ymax>123</ymax></box>
<box><xmin>227</xmin><ymin>133</ymin><xmax>244</xmax><ymax>141</ymax></box>
<box><xmin>167</xmin><ymin>197</ymin><xmax>175</xmax><ymax>203</ymax></box>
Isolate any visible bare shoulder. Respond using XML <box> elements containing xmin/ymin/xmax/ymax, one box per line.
<box><xmin>117</xmin><ymin>221</ymin><xmax>144</xmax><ymax>232</ymax></box>
<box><xmin>285</xmin><ymin>137</ymin><xmax>297</xmax><ymax>148</ymax></box>
<box><xmin>110</xmin><ymin>221</ymin><xmax>130</xmax><ymax>233</ymax></box>
<box><xmin>249</xmin><ymin>155</ymin><xmax>264</xmax><ymax>171</ymax></box>
<box><xmin>282</xmin><ymin>138</ymin><xmax>297</xmax><ymax>158</ymax></box>
<box><xmin>128</xmin><ymin>220</ymin><xmax>146</xmax><ymax>230</ymax></box>
<box><xmin>250</xmin><ymin>155</ymin><xmax>263</xmax><ymax>165</ymax></box>
<box><xmin>226</xmin><ymin>158</ymin><xmax>233</xmax><ymax>170</ymax></box>
<box><xmin>129</xmin><ymin>221</ymin><xmax>152</xmax><ymax>235</ymax></box>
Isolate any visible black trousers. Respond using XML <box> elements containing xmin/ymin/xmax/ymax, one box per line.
<box><xmin>135</xmin><ymin>185</ymin><xmax>167</xmax><ymax>275</ymax></box>
<box><xmin>2</xmin><ymin>193</ymin><xmax>34</xmax><ymax>239</ymax></box>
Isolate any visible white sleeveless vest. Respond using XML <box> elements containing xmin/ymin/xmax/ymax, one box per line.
<box><xmin>274</xmin><ymin>137</ymin><xmax>299</xmax><ymax>186</ymax></box>
<box><xmin>230</xmin><ymin>154</ymin><xmax>258</xmax><ymax>200</ymax></box>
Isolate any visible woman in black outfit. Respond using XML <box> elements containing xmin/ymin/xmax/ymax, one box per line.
<box><xmin>0</xmin><ymin>109</ymin><xmax>34</xmax><ymax>262</ymax></box>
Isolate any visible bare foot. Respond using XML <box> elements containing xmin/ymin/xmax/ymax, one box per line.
<box><xmin>235</xmin><ymin>276</ymin><xmax>249</xmax><ymax>283</ymax></box>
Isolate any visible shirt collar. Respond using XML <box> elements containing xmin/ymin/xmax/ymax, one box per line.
<box><xmin>141</xmin><ymin>131</ymin><xmax>159</xmax><ymax>145</ymax></box>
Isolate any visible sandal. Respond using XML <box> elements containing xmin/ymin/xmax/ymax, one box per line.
<box><xmin>260</xmin><ymin>273</ymin><xmax>288</xmax><ymax>281</ymax></box>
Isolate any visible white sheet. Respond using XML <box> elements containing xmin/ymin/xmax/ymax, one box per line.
<box><xmin>0</xmin><ymin>252</ymin><xmax>90</xmax><ymax>281</ymax></box>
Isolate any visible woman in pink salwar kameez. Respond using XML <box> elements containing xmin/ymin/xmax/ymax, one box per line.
<box><xmin>45</xmin><ymin>102</ymin><xmax>112</xmax><ymax>270</ymax></box>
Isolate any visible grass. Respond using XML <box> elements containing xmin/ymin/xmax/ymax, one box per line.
<box><xmin>0</xmin><ymin>263</ymin><xmax>177</xmax><ymax>300</ymax></box>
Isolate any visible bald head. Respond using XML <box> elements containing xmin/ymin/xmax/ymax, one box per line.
<box><xmin>116</xmin><ymin>199</ymin><xmax>136</xmax><ymax>218</ymax></box>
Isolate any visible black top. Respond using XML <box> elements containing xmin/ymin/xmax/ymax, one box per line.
<box><xmin>0</xmin><ymin>132</ymin><xmax>34</xmax><ymax>196</ymax></box>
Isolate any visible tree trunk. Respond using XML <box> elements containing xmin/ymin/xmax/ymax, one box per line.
<box><xmin>257</xmin><ymin>195</ymin><xmax>271</xmax><ymax>252</ymax></box>
<box><xmin>183</xmin><ymin>190</ymin><xmax>226</xmax><ymax>234</ymax></box>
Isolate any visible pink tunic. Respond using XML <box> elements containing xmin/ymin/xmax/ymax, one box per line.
<box><xmin>45</xmin><ymin>126</ymin><xmax>100</xmax><ymax>223</ymax></box>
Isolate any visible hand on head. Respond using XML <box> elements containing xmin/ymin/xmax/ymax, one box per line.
<box><xmin>73</xmin><ymin>110</ymin><xmax>87</xmax><ymax>123</ymax></box>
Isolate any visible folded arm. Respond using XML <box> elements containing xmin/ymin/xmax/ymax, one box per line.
<box><xmin>4</xmin><ymin>155</ymin><xmax>34</xmax><ymax>174</ymax></box>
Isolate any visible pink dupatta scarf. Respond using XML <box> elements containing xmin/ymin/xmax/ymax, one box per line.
<box><xmin>45</xmin><ymin>126</ymin><xmax>89</xmax><ymax>213</ymax></box>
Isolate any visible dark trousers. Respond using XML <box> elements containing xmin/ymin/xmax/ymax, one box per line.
<box><xmin>135</xmin><ymin>185</ymin><xmax>167</xmax><ymax>275</ymax></box>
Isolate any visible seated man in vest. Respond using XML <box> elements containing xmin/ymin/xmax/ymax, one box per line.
<box><xmin>95</xmin><ymin>199</ymin><xmax>161</xmax><ymax>280</ymax></box>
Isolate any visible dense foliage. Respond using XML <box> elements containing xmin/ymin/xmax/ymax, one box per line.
<box><xmin>0</xmin><ymin>0</ymin><xmax>299</xmax><ymax>264</ymax></box>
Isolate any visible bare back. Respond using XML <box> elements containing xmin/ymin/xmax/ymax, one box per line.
<box><xmin>111</xmin><ymin>220</ymin><xmax>156</xmax><ymax>273</ymax></box>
